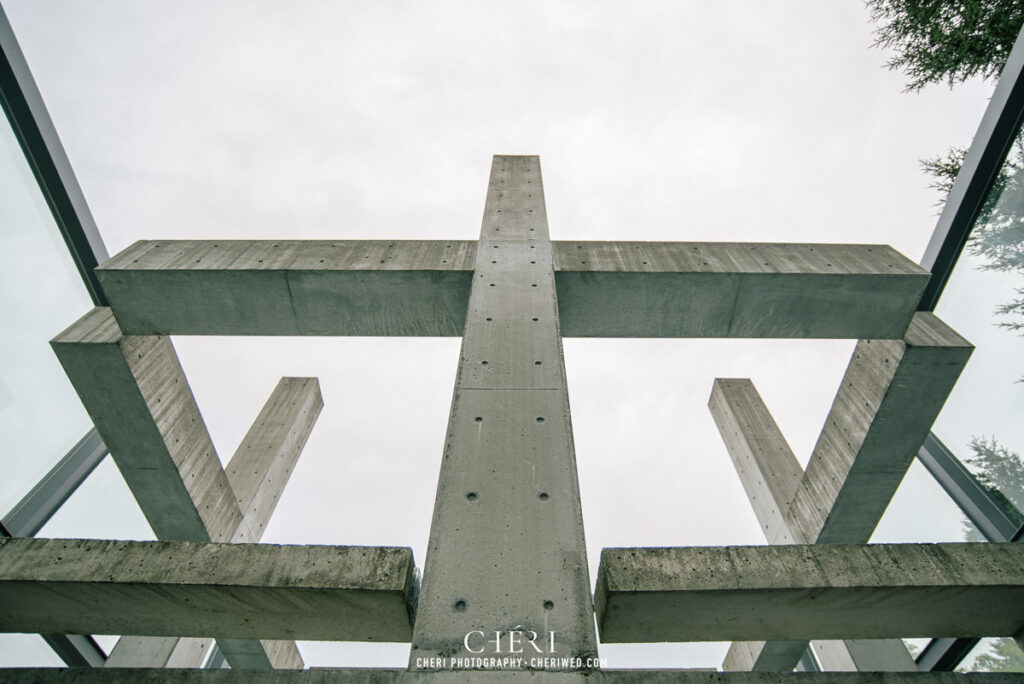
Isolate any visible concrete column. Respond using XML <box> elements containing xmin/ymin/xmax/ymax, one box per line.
<box><xmin>788</xmin><ymin>312</ymin><xmax>972</xmax><ymax>545</ymax></box>
<box><xmin>227</xmin><ymin>377</ymin><xmax>323</xmax><ymax>544</ymax></box>
<box><xmin>710</xmin><ymin>312</ymin><xmax>972</xmax><ymax>672</ymax></box>
<box><xmin>708</xmin><ymin>379</ymin><xmax>802</xmax><ymax>546</ymax></box>
<box><xmin>410</xmin><ymin>156</ymin><xmax>597</xmax><ymax>669</ymax></box>
<box><xmin>104</xmin><ymin>377</ymin><xmax>322</xmax><ymax>669</ymax></box>
<box><xmin>51</xmin><ymin>307</ymin><xmax>241</xmax><ymax>543</ymax></box>
<box><xmin>710</xmin><ymin>379</ymin><xmax>915</xmax><ymax>672</ymax></box>
<box><xmin>52</xmin><ymin>313</ymin><xmax>318</xmax><ymax>669</ymax></box>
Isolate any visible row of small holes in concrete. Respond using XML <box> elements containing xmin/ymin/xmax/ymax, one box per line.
<box><xmin>454</xmin><ymin>599</ymin><xmax>554</xmax><ymax>612</ymax></box>
<box><xmin>478</xmin><ymin>361</ymin><xmax>544</xmax><ymax>366</ymax></box>
<box><xmin>474</xmin><ymin>416</ymin><xmax>546</xmax><ymax>423</ymax></box>
<box><xmin>483</xmin><ymin>317</ymin><xmax>542</xmax><ymax>322</ymax></box>
<box><xmin>465</xmin><ymin>491</ymin><xmax>549</xmax><ymax>502</ymax></box>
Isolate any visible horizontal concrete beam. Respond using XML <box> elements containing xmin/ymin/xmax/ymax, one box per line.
<box><xmin>1</xmin><ymin>669</ymin><xmax>1022</xmax><ymax>683</ymax></box>
<box><xmin>96</xmin><ymin>240</ymin><xmax>927</xmax><ymax>338</ymax></box>
<box><xmin>594</xmin><ymin>543</ymin><xmax>1024</xmax><ymax>643</ymax></box>
<box><xmin>0</xmin><ymin>538</ymin><xmax>416</xmax><ymax>642</ymax></box>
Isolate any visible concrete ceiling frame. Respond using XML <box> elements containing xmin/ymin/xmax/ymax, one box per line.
<box><xmin>2</xmin><ymin>155</ymin><xmax>1000</xmax><ymax>681</ymax></box>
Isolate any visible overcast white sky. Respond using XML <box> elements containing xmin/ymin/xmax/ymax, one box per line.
<box><xmin>1</xmin><ymin>0</ymin><xmax>1006</xmax><ymax>670</ymax></box>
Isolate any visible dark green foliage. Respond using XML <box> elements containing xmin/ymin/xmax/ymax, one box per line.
<box><xmin>867</xmin><ymin>0</ymin><xmax>1024</xmax><ymax>91</ymax></box>
<box><xmin>965</xmin><ymin>436</ymin><xmax>1024</xmax><ymax>521</ymax></box>
<box><xmin>958</xmin><ymin>636</ymin><xmax>1024</xmax><ymax>672</ymax></box>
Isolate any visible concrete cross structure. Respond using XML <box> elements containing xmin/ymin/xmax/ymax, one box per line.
<box><xmin>4</xmin><ymin>155</ymin><xmax>1023</xmax><ymax>683</ymax></box>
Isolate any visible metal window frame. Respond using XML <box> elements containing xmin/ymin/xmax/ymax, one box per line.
<box><xmin>0</xmin><ymin>2</ymin><xmax>111</xmax><ymax>668</ymax></box>
<box><xmin>917</xmin><ymin>20</ymin><xmax>1024</xmax><ymax>310</ymax></box>
<box><xmin>0</xmin><ymin>4</ymin><xmax>108</xmax><ymax>305</ymax></box>
<box><xmin>908</xmin><ymin>18</ymin><xmax>1024</xmax><ymax>674</ymax></box>
<box><xmin>2</xmin><ymin>428</ymin><xmax>107</xmax><ymax>538</ymax></box>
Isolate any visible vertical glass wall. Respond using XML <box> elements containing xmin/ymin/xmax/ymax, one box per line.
<box><xmin>0</xmin><ymin>112</ymin><xmax>94</xmax><ymax>515</ymax></box>
<box><xmin>932</xmin><ymin>129</ymin><xmax>1024</xmax><ymax>536</ymax></box>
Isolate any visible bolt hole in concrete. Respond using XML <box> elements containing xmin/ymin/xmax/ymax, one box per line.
<box><xmin>474</xmin><ymin>416</ymin><xmax>483</xmax><ymax>422</ymax></box>
<box><xmin>481</xmin><ymin>360</ymin><xmax>488</xmax><ymax>365</ymax></box>
<box><xmin>538</xmin><ymin>492</ymin><xmax>549</xmax><ymax>501</ymax></box>
<box><xmin>466</xmin><ymin>492</ymin><xmax>478</xmax><ymax>501</ymax></box>
<box><xmin>536</xmin><ymin>417</ymin><xmax>545</xmax><ymax>423</ymax></box>
<box><xmin>453</xmin><ymin>600</ymin><xmax>467</xmax><ymax>613</ymax></box>
<box><xmin>535</xmin><ymin>361</ymin><xmax>542</xmax><ymax>365</ymax></box>
<box><xmin>543</xmin><ymin>600</ymin><xmax>554</xmax><ymax>610</ymax></box>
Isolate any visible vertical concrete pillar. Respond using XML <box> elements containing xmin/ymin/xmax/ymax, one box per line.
<box><xmin>410</xmin><ymin>156</ymin><xmax>597</xmax><ymax>669</ymax></box>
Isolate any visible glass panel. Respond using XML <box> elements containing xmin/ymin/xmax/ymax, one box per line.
<box><xmin>37</xmin><ymin>456</ymin><xmax>153</xmax><ymax>541</ymax></box>
<box><xmin>871</xmin><ymin>459</ymin><xmax>978</xmax><ymax>543</ymax></box>
<box><xmin>0</xmin><ymin>634</ymin><xmax>65</xmax><ymax>667</ymax></box>
<box><xmin>958</xmin><ymin>637</ymin><xmax>1024</xmax><ymax>673</ymax></box>
<box><xmin>0</xmin><ymin>113</ymin><xmax>94</xmax><ymax>514</ymax></box>
<box><xmin>933</xmin><ymin>130</ymin><xmax>1024</xmax><ymax>532</ymax></box>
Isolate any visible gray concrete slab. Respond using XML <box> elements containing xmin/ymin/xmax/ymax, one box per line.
<box><xmin>594</xmin><ymin>543</ymin><xmax>1024</xmax><ymax>643</ymax></box>
<box><xmin>709</xmin><ymin>378</ymin><xmax>916</xmax><ymax>672</ymax></box>
<box><xmin>410</xmin><ymin>156</ymin><xmax>597</xmax><ymax>670</ymax></box>
<box><xmin>0</xmin><ymin>538</ymin><xmax>415</xmax><ymax>641</ymax></box>
<box><xmin>95</xmin><ymin>240</ymin><xmax>926</xmax><ymax>339</ymax></box>
<box><xmin>2</xmin><ymin>668</ymin><xmax>1023</xmax><ymax>682</ymax></box>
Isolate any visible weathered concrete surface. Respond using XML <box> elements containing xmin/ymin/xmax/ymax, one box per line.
<box><xmin>594</xmin><ymin>543</ymin><xmax>1024</xmax><ymax>642</ymax></box>
<box><xmin>0</xmin><ymin>538</ymin><xmax>415</xmax><ymax>641</ymax></box>
<box><xmin>97</xmin><ymin>240</ymin><xmax>477</xmax><ymax>336</ymax></box>
<box><xmin>102</xmin><ymin>376</ymin><xmax>320</xmax><ymax>669</ymax></box>
<box><xmin>96</xmin><ymin>240</ymin><xmax>926</xmax><ymax>339</ymax></box>
<box><xmin>709</xmin><ymin>379</ymin><xmax>916</xmax><ymax>672</ymax></box>
<box><xmin>227</xmin><ymin>377</ymin><xmax>323</xmax><ymax>544</ymax></box>
<box><xmin>789</xmin><ymin>312</ymin><xmax>973</xmax><ymax>545</ymax></box>
<box><xmin>553</xmin><ymin>241</ymin><xmax>927</xmax><ymax>338</ymax></box>
<box><xmin>410</xmin><ymin>157</ymin><xmax>597</xmax><ymax>669</ymax></box>
<box><xmin>103</xmin><ymin>636</ymin><xmax>213</xmax><ymax>669</ymax></box>
<box><xmin>708</xmin><ymin>379</ymin><xmax>803</xmax><ymax>546</ymax></box>
<box><xmin>713</xmin><ymin>313</ymin><xmax>971</xmax><ymax>671</ymax></box>
<box><xmin>51</xmin><ymin>307</ymin><xmax>241</xmax><ymax>543</ymax></box>
<box><xmin>2</xmin><ymin>669</ymin><xmax>1022</xmax><ymax>683</ymax></box>
<box><xmin>54</xmin><ymin>313</ymin><xmax>317</xmax><ymax>667</ymax></box>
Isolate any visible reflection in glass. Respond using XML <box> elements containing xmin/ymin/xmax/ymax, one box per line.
<box><xmin>871</xmin><ymin>460</ymin><xmax>977</xmax><ymax>543</ymax></box>
<box><xmin>934</xmin><ymin>128</ymin><xmax>1024</xmax><ymax>531</ymax></box>
<box><xmin>0</xmin><ymin>114</ymin><xmax>94</xmax><ymax>513</ymax></box>
<box><xmin>958</xmin><ymin>637</ymin><xmax>1024</xmax><ymax>673</ymax></box>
